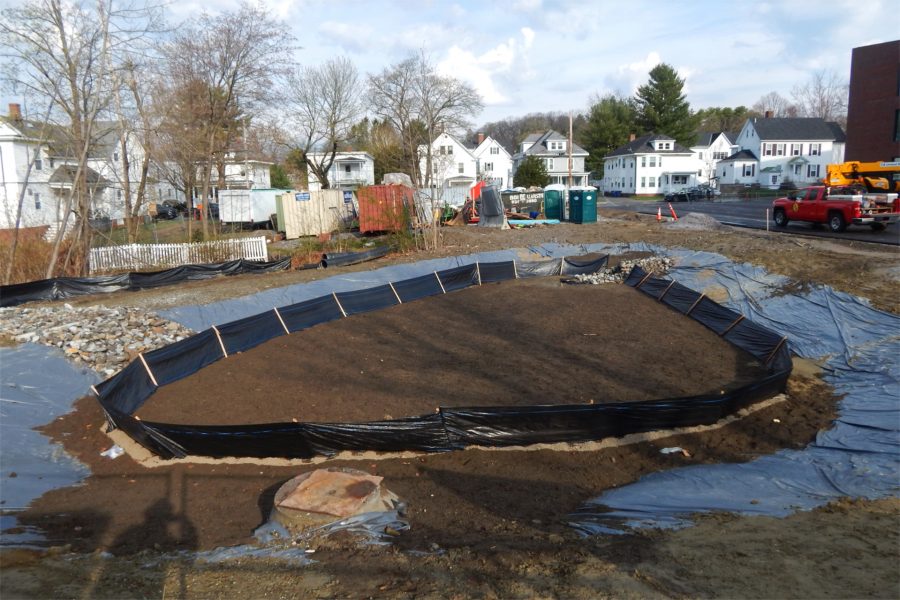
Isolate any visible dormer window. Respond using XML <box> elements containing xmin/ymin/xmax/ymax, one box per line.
<box><xmin>548</xmin><ymin>141</ymin><xmax>566</xmax><ymax>151</ymax></box>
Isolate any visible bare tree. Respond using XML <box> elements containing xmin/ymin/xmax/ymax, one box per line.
<box><xmin>283</xmin><ymin>57</ymin><xmax>362</xmax><ymax>189</ymax></box>
<box><xmin>368</xmin><ymin>52</ymin><xmax>482</xmax><ymax>188</ymax></box>
<box><xmin>791</xmin><ymin>70</ymin><xmax>848</xmax><ymax>126</ymax></box>
<box><xmin>162</xmin><ymin>2</ymin><xmax>294</xmax><ymax>239</ymax></box>
<box><xmin>751</xmin><ymin>91</ymin><xmax>798</xmax><ymax>118</ymax></box>
<box><xmin>1</xmin><ymin>0</ymin><xmax>165</xmax><ymax>276</ymax></box>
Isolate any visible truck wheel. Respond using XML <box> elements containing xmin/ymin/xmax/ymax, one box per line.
<box><xmin>871</xmin><ymin>222</ymin><xmax>886</xmax><ymax>231</ymax></box>
<box><xmin>773</xmin><ymin>209</ymin><xmax>788</xmax><ymax>227</ymax></box>
<box><xmin>828</xmin><ymin>212</ymin><xmax>847</xmax><ymax>233</ymax></box>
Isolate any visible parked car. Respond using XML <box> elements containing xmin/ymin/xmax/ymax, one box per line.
<box><xmin>162</xmin><ymin>199</ymin><xmax>188</xmax><ymax>215</ymax></box>
<box><xmin>192</xmin><ymin>202</ymin><xmax>220</xmax><ymax>221</ymax></box>
<box><xmin>663</xmin><ymin>190</ymin><xmax>690</xmax><ymax>202</ymax></box>
<box><xmin>151</xmin><ymin>202</ymin><xmax>179</xmax><ymax>220</ymax></box>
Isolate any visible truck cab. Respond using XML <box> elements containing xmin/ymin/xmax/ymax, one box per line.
<box><xmin>772</xmin><ymin>185</ymin><xmax>899</xmax><ymax>232</ymax></box>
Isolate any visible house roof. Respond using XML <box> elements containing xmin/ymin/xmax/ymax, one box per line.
<box><xmin>605</xmin><ymin>133</ymin><xmax>692</xmax><ymax>158</ymax></box>
<box><xmin>692</xmin><ymin>131</ymin><xmax>732</xmax><ymax>148</ymax></box>
<box><xmin>48</xmin><ymin>164</ymin><xmax>110</xmax><ymax>189</ymax></box>
<box><xmin>718</xmin><ymin>149</ymin><xmax>758</xmax><ymax>163</ymax></box>
<box><xmin>515</xmin><ymin>130</ymin><xmax>587</xmax><ymax>159</ymax></box>
<box><xmin>748</xmin><ymin>117</ymin><xmax>846</xmax><ymax>141</ymax></box>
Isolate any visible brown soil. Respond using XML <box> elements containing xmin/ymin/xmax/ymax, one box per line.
<box><xmin>3</xmin><ymin>212</ymin><xmax>899</xmax><ymax>598</ymax></box>
<box><xmin>139</xmin><ymin>280</ymin><xmax>766</xmax><ymax>426</ymax></box>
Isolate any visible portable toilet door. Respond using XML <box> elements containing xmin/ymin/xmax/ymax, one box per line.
<box><xmin>543</xmin><ymin>187</ymin><xmax>563</xmax><ymax>220</ymax></box>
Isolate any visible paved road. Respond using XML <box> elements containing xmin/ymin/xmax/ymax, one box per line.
<box><xmin>601</xmin><ymin>196</ymin><xmax>900</xmax><ymax>246</ymax></box>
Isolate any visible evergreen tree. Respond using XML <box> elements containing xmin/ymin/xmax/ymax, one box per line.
<box><xmin>269</xmin><ymin>164</ymin><xmax>291</xmax><ymax>189</ymax></box>
<box><xmin>635</xmin><ymin>64</ymin><xmax>699</xmax><ymax>147</ymax></box>
<box><xmin>581</xmin><ymin>94</ymin><xmax>638</xmax><ymax>176</ymax></box>
<box><xmin>694</xmin><ymin>106</ymin><xmax>754</xmax><ymax>133</ymax></box>
<box><xmin>514</xmin><ymin>155</ymin><xmax>550</xmax><ymax>188</ymax></box>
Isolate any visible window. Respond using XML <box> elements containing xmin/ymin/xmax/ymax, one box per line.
<box><xmin>344</xmin><ymin>164</ymin><xmax>351</xmax><ymax>173</ymax></box>
<box><xmin>440</xmin><ymin>145</ymin><xmax>453</xmax><ymax>155</ymax></box>
<box><xmin>809</xmin><ymin>143</ymin><xmax>821</xmax><ymax>156</ymax></box>
<box><xmin>641</xmin><ymin>177</ymin><xmax>645</xmax><ymax>188</ymax></box>
<box><xmin>49</xmin><ymin>158</ymin><xmax>55</xmax><ymax>168</ymax></box>
<box><xmin>713</xmin><ymin>151</ymin><xmax>728</xmax><ymax>160</ymax></box>
<box><xmin>114</xmin><ymin>151</ymin><xmax>119</xmax><ymax>162</ymax></box>
<box><xmin>673</xmin><ymin>175</ymin><xmax>687</xmax><ymax>185</ymax></box>
<box><xmin>483</xmin><ymin>162</ymin><xmax>493</xmax><ymax>172</ymax></box>
<box><xmin>117</xmin><ymin>190</ymin><xmax>122</xmax><ymax>200</ymax></box>
<box><xmin>648</xmin><ymin>177</ymin><xmax>656</xmax><ymax>187</ymax></box>
<box><xmin>34</xmin><ymin>193</ymin><xmax>41</xmax><ymax>210</ymax></box>
<box><xmin>649</xmin><ymin>156</ymin><xmax>656</xmax><ymax>167</ymax></box>
<box><xmin>807</xmin><ymin>164</ymin><xmax>820</xmax><ymax>178</ymax></box>
<box><xmin>548</xmin><ymin>141</ymin><xmax>565</xmax><ymax>151</ymax></box>
<box><xmin>791</xmin><ymin>143</ymin><xmax>803</xmax><ymax>156</ymax></box>
<box><xmin>793</xmin><ymin>164</ymin><xmax>802</xmax><ymax>175</ymax></box>
<box><xmin>763</xmin><ymin>143</ymin><xmax>772</xmax><ymax>156</ymax></box>
<box><xmin>742</xmin><ymin>164</ymin><xmax>755</xmax><ymax>177</ymax></box>
<box><xmin>641</xmin><ymin>156</ymin><xmax>646</xmax><ymax>167</ymax></box>
<box><xmin>698</xmin><ymin>152</ymin><xmax>704</xmax><ymax>160</ymax></box>
<box><xmin>771</xmin><ymin>175</ymin><xmax>778</xmax><ymax>185</ymax></box>
<box><xmin>545</xmin><ymin>158</ymin><xmax>554</xmax><ymax>169</ymax></box>
<box><xmin>658</xmin><ymin>157</ymin><xmax>662</xmax><ymax>167</ymax></box>
<box><xmin>34</xmin><ymin>157</ymin><xmax>42</xmax><ymax>171</ymax></box>
<box><xmin>490</xmin><ymin>146</ymin><xmax>499</xmax><ymax>155</ymax></box>
<box><xmin>457</xmin><ymin>162</ymin><xmax>464</xmax><ymax>174</ymax></box>
<box><xmin>775</xmin><ymin>143</ymin><xmax>785</xmax><ymax>156</ymax></box>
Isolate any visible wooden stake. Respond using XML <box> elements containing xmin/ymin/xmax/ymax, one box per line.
<box><xmin>388</xmin><ymin>281</ymin><xmax>402</xmax><ymax>304</ymax></box>
<box><xmin>273</xmin><ymin>307</ymin><xmax>290</xmax><ymax>334</ymax></box>
<box><xmin>212</xmin><ymin>325</ymin><xmax>228</xmax><ymax>358</ymax></box>
<box><xmin>138</xmin><ymin>353</ymin><xmax>159</xmax><ymax>387</ymax></box>
<box><xmin>332</xmin><ymin>292</ymin><xmax>347</xmax><ymax>317</ymax></box>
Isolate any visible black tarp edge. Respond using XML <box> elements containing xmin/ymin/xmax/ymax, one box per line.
<box><xmin>95</xmin><ymin>258</ymin><xmax>790</xmax><ymax>460</ymax></box>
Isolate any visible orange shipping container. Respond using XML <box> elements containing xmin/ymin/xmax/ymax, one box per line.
<box><xmin>356</xmin><ymin>185</ymin><xmax>415</xmax><ymax>233</ymax></box>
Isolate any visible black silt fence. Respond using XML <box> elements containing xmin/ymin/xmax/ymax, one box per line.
<box><xmin>92</xmin><ymin>255</ymin><xmax>792</xmax><ymax>460</ymax></box>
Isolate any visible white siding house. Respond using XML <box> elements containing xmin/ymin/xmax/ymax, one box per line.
<box><xmin>419</xmin><ymin>132</ymin><xmax>479</xmax><ymax>190</ymax></box>
<box><xmin>603</xmin><ymin>134</ymin><xmax>702</xmax><ymax>195</ymax></box>
<box><xmin>472</xmin><ymin>134</ymin><xmax>513</xmax><ymax>189</ymax></box>
<box><xmin>716</xmin><ymin>150</ymin><xmax>760</xmax><ymax>186</ymax></box>
<box><xmin>305</xmin><ymin>151</ymin><xmax>375</xmax><ymax>191</ymax></box>
<box><xmin>512</xmin><ymin>130</ymin><xmax>590</xmax><ymax>186</ymax></box>
<box><xmin>0</xmin><ymin>104</ymin><xmax>180</xmax><ymax>229</ymax></box>
<box><xmin>730</xmin><ymin>117</ymin><xmax>846</xmax><ymax>188</ymax></box>
<box><xmin>691</xmin><ymin>132</ymin><xmax>737</xmax><ymax>187</ymax></box>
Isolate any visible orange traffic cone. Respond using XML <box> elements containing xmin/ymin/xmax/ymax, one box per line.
<box><xmin>668</xmin><ymin>202</ymin><xmax>679</xmax><ymax>221</ymax></box>
<box><xmin>657</xmin><ymin>206</ymin><xmax>662</xmax><ymax>222</ymax></box>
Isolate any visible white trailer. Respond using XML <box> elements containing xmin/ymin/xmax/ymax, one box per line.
<box><xmin>219</xmin><ymin>189</ymin><xmax>289</xmax><ymax>225</ymax></box>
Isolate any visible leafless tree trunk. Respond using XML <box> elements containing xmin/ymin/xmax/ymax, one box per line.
<box><xmin>163</xmin><ymin>2</ymin><xmax>294</xmax><ymax>240</ymax></box>
<box><xmin>284</xmin><ymin>57</ymin><xmax>362</xmax><ymax>190</ymax></box>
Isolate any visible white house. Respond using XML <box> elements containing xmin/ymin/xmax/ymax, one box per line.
<box><xmin>725</xmin><ymin>117</ymin><xmax>846</xmax><ymax>188</ymax></box>
<box><xmin>419</xmin><ymin>132</ymin><xmax>479</xmax><ymax>191</ymax></box>
<box><xmin>602</xmin><ymin>134</ymin><xmax>702</xmax><ymax>196</ymax></box>
<box><xmin>199</xmin><ymin>153</ymin><xmax>272</xmax><ymax>195</ymax></box>
<box><xmin>472</xmin><ymin>133</ymin><xmax>513</xmax><ymax>189</ymax></box>
<box><xmin>305</xmin><ymin>151</ymin><xmax>375</xmax><ymax>191</ymax></box>
<box><xmin>691</xmin><ymin>132</ymin><xmax>737</xmax><ymax>186</ymax></box>
<box><xmin>512</xmin><ymin>130</ymin><xmax>590</xmax><ymax>187</ymax></box>
<box><xmin>715</xmin><ymin>150</ymin><xmax>761</xmax><ymax>186</ymax></box>
<box><xmin>0</xmin><ymin>104</ymin><xmax>180</xmax><ymax>229</ymax></box>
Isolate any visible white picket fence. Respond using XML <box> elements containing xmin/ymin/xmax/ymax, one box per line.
<box><xmin>89</xmin><ymin>236</ymin><xmax>268</xmax><ymax>274</ymax></box>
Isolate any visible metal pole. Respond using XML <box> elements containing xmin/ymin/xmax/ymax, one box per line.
<box><xmin>766</xmin><ymin>208</ymin><xmax>769</xmax><ymax>231</ymax></box>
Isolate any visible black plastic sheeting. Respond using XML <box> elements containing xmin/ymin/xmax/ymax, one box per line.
<box><xmin>0</xmin><ymin>258</ymin><xmax>292</xmax><ymax>307</ymax></box>
<box><xmin>320</xmin><ymin>245</ymin><xmax>391</xmax><ymax>268</ymax></box>
<box><xmin>91</xmin><ymin>253</ymin><xmax>794</xmax><ymax>460</ymax></box>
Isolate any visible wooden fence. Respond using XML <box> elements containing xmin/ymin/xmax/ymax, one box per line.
<box><xmin>89</xmin><ymin>236</ymin><xmax>268</xmax><ymax>274</ymax></box>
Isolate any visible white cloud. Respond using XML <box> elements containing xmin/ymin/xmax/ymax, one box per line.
<box><xmin>436</xmin><ymin>28</ymin><xmax>537</xmax><ymax>106</ymax></box>
<box><xmin>318</xmin><ymin>21</ymin><xmax>377</xmax><ymax>54</ymax></box>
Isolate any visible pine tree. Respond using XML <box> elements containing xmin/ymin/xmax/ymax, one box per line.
<box><xmin>635</xmin><ymin>64</ymin><xmax>699</xmax><ymax>147</ymax></box>
<box><xmin>514</xmin><ymin>155</ymin><xmax>550</xmax><ymax>188</ymax></box>
<box><xmin>581</xmin><ymin>94</ymin><xmax>638</xmax><ymax>176</ymax></box>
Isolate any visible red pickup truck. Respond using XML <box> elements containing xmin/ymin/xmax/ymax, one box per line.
<box><xmin>772</xmin><ymin>186</ymin><xmax>900</xmax><ymax>232</ymax></box>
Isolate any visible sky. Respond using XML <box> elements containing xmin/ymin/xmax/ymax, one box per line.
<box><xmin>2</xmin><ymin>0</ymin><xmax>899</xmax><ymax>128</ymax></box>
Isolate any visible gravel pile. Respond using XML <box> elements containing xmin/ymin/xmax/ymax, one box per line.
<box><xmin>0</xmin><ymin>305</ymin><xmax>194</xmax><ymax>377</ymax></box>
<box><xmin>569</xmin><ymin>256</ymin><xmax>673</xmax><ymax>285</ymax></box>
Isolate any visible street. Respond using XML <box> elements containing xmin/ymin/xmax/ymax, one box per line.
<box><xmin>601</xmin><ymin>196</ymin><xmax>900</xmax><ymax>246</ymax></box>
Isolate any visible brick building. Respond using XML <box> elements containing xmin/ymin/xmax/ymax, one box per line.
<box><xmin>845</xmin><ymin>40</ymin><xmax>900</xmax><ymax>161</ymax></box>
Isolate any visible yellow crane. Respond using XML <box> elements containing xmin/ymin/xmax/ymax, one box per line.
<box><xmin>824</xmin><ymin>161</ymin><xmax>900</xmax><ymax>193</ymax></box>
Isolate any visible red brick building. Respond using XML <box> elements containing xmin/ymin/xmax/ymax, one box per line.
<box><xmin>845</xmin><ymin>40</ymin><xmax>900</xmax><ymax>161</ymax></box>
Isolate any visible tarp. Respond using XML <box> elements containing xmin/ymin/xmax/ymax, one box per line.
<box><xmin>476</xmin><ymin>186</ymin><xmax>508</xmax><ymax>228</ymax></box>
<box><xmin>0</xmin><ymin>258</ymin><xmax>292</xmax><ymax>308</ymax></box>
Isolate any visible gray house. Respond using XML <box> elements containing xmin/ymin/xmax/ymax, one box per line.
<box><xmin>512</xmin><ymin>130</ymin><xmax>590</xmax><ymax>186</ymax></box>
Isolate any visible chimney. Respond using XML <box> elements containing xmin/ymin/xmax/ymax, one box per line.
<box><xmin>629</xmin><ymin>133</ymin><xmax>636</xmax><ymax>142</ymax></box>
<box><xmin>8</xmin><ymin>103</ymin><xmax>21</xmax><ymax>121</ymax></box>
<box><xmin>477</xmin><ymin>132</ymin><xmax>485</xmax><ymax>145</ymax></box>
<box><xmin>764</xmin><ymin>110</ymin><xmax>773</xmax><ymax>119</ymax></box>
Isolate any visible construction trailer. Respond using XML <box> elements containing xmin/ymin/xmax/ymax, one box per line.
<box><xmin>356</xmin><ymin>185</ymin><xmax>415</xmax><ymax>233</ymax></box>
<box><xmin>219</xmin><ymin>189</ymin><xmax>291</xmax><ymax>226</ymax></box>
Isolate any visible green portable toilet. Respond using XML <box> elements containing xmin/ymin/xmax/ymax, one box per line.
<box><xmin>543</xmin><ymin>185</ymin><xmax>565</xmax><ymax>220</ymax></box>
<box><xmin>569</xmin><ymin>188</ymin><xmax>597</xmax><ymax>224</ymax></box>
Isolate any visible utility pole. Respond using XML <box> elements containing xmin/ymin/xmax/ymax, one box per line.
<box><xmin>567</xmin><ymin>112</ymin><xmax>573</xmax><ymax>188</ymax></box>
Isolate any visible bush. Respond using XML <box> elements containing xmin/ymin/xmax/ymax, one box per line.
<box><xmin>0</xmin><ymin>228</ymin><xmax>81</xmax><ymax>284</ymax></box>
